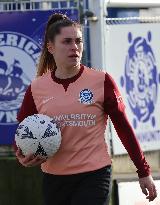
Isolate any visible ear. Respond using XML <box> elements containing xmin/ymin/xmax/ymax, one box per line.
<box><xmin>47</xmin><ymin>41</ymin><xmax>55</xmax><ymax>55</ymax></box>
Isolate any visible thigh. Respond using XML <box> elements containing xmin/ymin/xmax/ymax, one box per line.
<box><xmin>71</xmin><ymin>166</ymin><xmax>112</xmax><ymax>205</ymax></box>
<box><xmin>43</xmin><ymin>173</ymin><xmax>72</xmax><ymax>205</ymax></box>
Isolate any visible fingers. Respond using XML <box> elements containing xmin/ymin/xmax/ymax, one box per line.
<box><xmin>22</xmin><ymin>153</ymin><xmax>35</xmax><ymax>164</ymax></box>
<box><xmin>15</xmin><ymin>148</ymin><xmax>46</xmax><ymax>167</ymax></box>
<box><xmin>23</xmin><ymin>156</ymin><xmax>46</xmax><ymax>167</ymax></box>
<box><xmin>140</xmin><ymin>184</ymin><xmax>148</xmax><ymax>196</ymax></box>
<box><xmin>140</xmin><ymin>182</ymin><xmax>157</xmax><ymax>201</ymax></box>
<box><xmin>146</xmin><ymin>184</ymin><xmax>157</xmax><ymax>202</ymax></box>
<box><xmin>139</xmin><ymin>175</ymin><xmax>157</xmax><ymax>202</ymax></box>
<box><xmin>15</xmin><ymin>147</ymin><xmax>24</xmax><ymax>159</ymax></box>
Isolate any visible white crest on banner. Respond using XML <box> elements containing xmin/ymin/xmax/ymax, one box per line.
<box><xmin>0</xmin><ymin>31</ymin><xmax>41</xmax><ymax>125</ymax></box>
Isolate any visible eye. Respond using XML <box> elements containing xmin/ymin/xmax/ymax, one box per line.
<box><xmin>76</xmin><ymin>38</ymin><xmax>83</xmax><ymax>44</ymax></box>
<box><xmin>63</xmin><ymin>39</ymin><xmax>72</xmax><ymax>44</ymax></box>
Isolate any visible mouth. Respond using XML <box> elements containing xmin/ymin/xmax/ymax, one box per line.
<box><xmin>68</xmin><ymin>54</ymin><xmax>79</xmax><ymax>58</ymax></box>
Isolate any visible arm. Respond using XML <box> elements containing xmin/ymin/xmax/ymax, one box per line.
<box><xmin>104</xmin><ymin>73</ymin><xmax>149</xmax><ymax>177</ymax></box>
<box><xmin>15</xmin><ymin>85</ymin><xmax>46</xmax><ymax>167</ymax></box>
<box><xmin>104</xmin><ymin>73</ymin><xmax>157</xmax><ymax>201</ymax></box>
<box><xmin>13</xmin><ymin>84</ymin><xmax>38</xmax><ymax>151</ymax></box>
<box><xmin>17</xmin><ymin>84</ymin><xmax>38</xmax><ymax>122</ymax></box>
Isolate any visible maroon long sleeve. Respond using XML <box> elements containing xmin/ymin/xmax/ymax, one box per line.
<box><xmin>17</xmin><ymin>85</ymin><xmax>38</xmax><ymax>123</ymax></box>
<box><xmin>13</xmin><ymin>85</ymin><xmax>38</xmax><ymax>152</ymax></box>
<box><xmin>104</xmin><ymin>73</ymin><xmax>150</xmax><ymax>178</ymax></box>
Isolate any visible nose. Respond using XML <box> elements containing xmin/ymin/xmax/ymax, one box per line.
<box><xmin>71</xmin><ymin>41</ymin><xmax>78</xmax><ymax>50</ymax></box>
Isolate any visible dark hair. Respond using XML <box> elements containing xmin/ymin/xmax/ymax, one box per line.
<box><xmin>37</xmin><ymin>13</ymin><xmax>82</xmax><ymax>76</ymax></box>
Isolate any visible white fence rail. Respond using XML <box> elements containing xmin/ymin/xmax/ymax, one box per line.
<box><xmin>0</xmin><ymin>0</ymin><xmax>79</xmax><ymax>12</ymax></box>
<box><xmin>106</xmin><ymin>0</ymin><xmax>160</xmax><ymax>8</ymax></box>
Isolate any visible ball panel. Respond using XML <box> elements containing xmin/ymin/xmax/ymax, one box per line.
<box><xmin>15</xmin><ymin>114</ymin><xmax>61</xmax><ymax>158</ymax></box>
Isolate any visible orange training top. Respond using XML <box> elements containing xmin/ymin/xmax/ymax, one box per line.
<box><xmin>17</xmin><ymin>65</ymin><xmax>150</xmax><ymax>177</ymax></box>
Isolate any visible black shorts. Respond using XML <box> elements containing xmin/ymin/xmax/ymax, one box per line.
<box><xmin>43</xmin><ymin>165</ymin><xmax>112</xmax><ymax>205</ymax></box>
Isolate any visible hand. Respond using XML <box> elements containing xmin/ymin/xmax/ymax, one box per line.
<box><xmin>16</xmin><ymin>147</ymin><xmax>47</xmax><ymax>167</ymax></box>
<box><xmin>139</xmin><ymin>175</ymin><xmax>157</xmax><ymax>202</ymax></box>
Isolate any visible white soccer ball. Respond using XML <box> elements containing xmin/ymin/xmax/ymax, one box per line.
<box><xmin>15</xmin><ymin>114</ymin><xmax>61</xmax><ymax>158</ymax></box>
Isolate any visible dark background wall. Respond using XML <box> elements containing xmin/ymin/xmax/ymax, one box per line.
<box><xmin>0</xmin><ymin>158</ymin><xmax>43</xmax><ymax>205</ymax></box>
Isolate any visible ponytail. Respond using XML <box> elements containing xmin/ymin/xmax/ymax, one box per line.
<box><xmin>36</xmin><ymin>13</ymin><xmax>70</xmax><ymax>77</ymax></box>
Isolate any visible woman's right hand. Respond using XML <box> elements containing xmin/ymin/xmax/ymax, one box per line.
<box><xmin>16</xmin><ymin>147</ymin><xmax>47</xmax><ymax>167</ymax></box>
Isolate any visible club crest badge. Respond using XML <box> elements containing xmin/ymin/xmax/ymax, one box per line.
<box><xmin>78</xmin><ymin>89</ymin><xmax>94</xmax><ymax>104</ymax></box>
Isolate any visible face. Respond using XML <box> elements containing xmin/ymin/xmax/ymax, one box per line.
<box><xmin>48</xmin><ymin>26</ymin><xmax>83</xmax><ymax>69</ymax></box>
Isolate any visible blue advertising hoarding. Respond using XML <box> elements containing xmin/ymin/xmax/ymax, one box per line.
<box><xmin>0</xmin><ymin>9</ymin><xmax>79</xmax><ymax>144</ymax></box>
<box><xmin>105</xmin><ymin>23</ymin><xmax>160</xmax><ymax>153</ymax></box>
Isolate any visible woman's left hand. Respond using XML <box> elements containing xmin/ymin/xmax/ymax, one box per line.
<box><xmin>139</xmin><ymin>175</ymin><xmax>157</xmax><ymax>202</ymax></box>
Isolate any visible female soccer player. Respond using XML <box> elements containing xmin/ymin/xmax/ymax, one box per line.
<box><xmin>15</xmin><ymin>13</ymin><xmax>157</xmax><ymax>205</ymax></box>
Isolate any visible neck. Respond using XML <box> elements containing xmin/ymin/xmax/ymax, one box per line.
<box><xmin>55</xmin><ymin>64</ymin><xmax>80</xmax><ymax>79</ymax></box>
